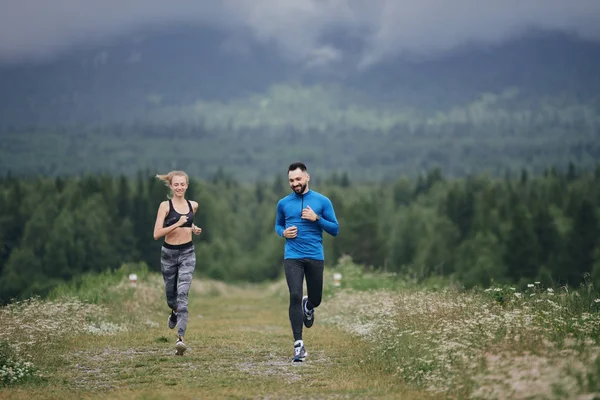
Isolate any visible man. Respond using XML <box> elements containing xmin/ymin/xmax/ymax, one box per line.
<box><xmin>275</xmin><ymin>162</ymin><xmax>340</xmax><ymax>362</ymax></box>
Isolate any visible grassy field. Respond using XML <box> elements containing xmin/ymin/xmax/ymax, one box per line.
<box><xmin>0</xmin><ymin>265</ymin><xmax>431</xmax><ymax>400</ymax></box>
<box><xmin>1</xmin><ymin>261</ymin><xmax>600</xmax><ymax>399</ymax></box>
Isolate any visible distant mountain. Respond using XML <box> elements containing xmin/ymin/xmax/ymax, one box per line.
<box><xmin>356</xmin><ymin>30</ymin><xmax>600</xmax><ymax>109</ymax></box>
<box><xmin>0</xmin><ymin>26</ymin><xmax>293</xmax><ymax>125</ymax></box>
<box><xmin>0</xmin><ymin>25</ymin><xmax>599</xmax><ymax>127</ymax></box>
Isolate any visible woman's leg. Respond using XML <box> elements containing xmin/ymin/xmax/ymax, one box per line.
<box><xmin>161</xmin><ymin>247</ymin><xmax>179</xmax><ymax>313</ymax></box>
<box><xmin>176</xmin><ymin>246</ymin><xmax>196</xmax><ymax>339</ymax></box>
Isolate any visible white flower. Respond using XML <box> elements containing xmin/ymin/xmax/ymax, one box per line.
<box><xmin>547</xmin><ymin>288</ymin><xmax>554</xmax><ymax>293</ymax></box>
<box><xmin>535</xmin><ymin>281</ymin><xmax>541</xmax><ymax>285</ymax></box>
<box><xmin>527</xmin><ymin>284</ymin><xmax>535</xmax><ymax>288</ymax></box>
<box><xmin>594</xmin><ymin>299</ymin><xmax>600</xmax><ymax>303</ymax></box>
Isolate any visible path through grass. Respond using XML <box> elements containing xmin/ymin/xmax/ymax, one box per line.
<box><xmin>0</xmin><ymin>277</ymin><xmax>430</xmax><ymax>400</ymax></box>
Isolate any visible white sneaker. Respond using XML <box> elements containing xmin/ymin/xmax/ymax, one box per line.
<box><xmin>292</xmin><ymin>342</ymin><xmax>308</xmax><ymax>363</ymax></box>
<box><xmin>175</xmin><ymin>338</ymin><xmax>187</xmax><ymax>356</ymax></box>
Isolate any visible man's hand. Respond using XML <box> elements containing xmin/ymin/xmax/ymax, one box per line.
<box><xmin>301</xmin><ymin>205</ymin><xmax>319</xmax><ymax>222</ymax></box>
<box><xmin>283</xmin><ymin>226</ymin><xmax>297</xmax><ymax>239</ymax></box>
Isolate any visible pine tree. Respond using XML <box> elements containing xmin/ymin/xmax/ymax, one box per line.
<box><xmin>563</xmin><ymin>199</ymin><xmax>599</xmax><ymax>286</ymax></box>
<box><xmin>504</xmin><ymin>203</ymin><xmax>540</xmax><ymax>284</ymax></box>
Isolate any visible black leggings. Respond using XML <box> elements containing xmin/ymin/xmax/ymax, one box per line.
<box><xmin>284</xmin><ymin>258</ymin><xmax>324</xmax><ymax>341</ymax></box>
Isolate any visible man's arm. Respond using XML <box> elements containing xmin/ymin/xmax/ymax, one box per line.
<box><xmin>275</xmin><ymin>201</ymin><xmax>286</xmax><ymax>237</ymax></box>
<box><xmin>317</xmin><ymin>198</ymin><xmax>339</xmax><ymax>236</ymax></box>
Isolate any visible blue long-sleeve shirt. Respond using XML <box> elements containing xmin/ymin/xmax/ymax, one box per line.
<box><xmin>275</xmin><ymin>189</ymin><xmax>339</xmax><ymax>260</ymax></box>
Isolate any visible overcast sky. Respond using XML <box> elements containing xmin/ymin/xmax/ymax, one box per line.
<box><xmin>2</xmin><ymin>0</ymin><xmax>599</xmax><ymax>68</ymax></box>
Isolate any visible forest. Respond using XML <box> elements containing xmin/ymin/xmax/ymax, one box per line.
<box><xmin>1</xmin><ymin>163</ymin><xmax>599</xmax><ymax>304</ymax></box>
<box><xmin>2</xmin><ymin>82</ymin><xmax>599</xmax><ymax>181</ymax></box>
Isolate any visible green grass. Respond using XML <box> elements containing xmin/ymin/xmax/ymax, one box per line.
<box><xmin>48</xmin><ymin>263</ymin><xmax>150</xmax><ymax>305</ymax></box>
<box><xmin>0</xmin><ymin>270</ymin><xmax>431</xmax><ymax>400</ymax></box>
<box><xmin>0</xmin><ymin>340</ymin><xmax>38</xmax><ymax>388</ymax></box>
<box><xmin>1</xmin><ymin>260</ymin><xmax>600</xmax><ymax>399</ymax></box>
<box><xmin>322</xmin><ymin>271</ymin><xmax>600</xmax><ymax>399</ymax></box>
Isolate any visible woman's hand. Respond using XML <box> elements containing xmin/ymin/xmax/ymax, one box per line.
<box><xmin>176</xmin><ymin>215</ymin><xmax>188</xmax><ymax>227</ymax></box>
<box><xmin>192</xmin><ymin>224</ymin><xmax>202</xmax><ymax>235</ymax></box>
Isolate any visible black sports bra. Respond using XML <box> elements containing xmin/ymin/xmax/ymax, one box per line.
<box><xmin>164</xmin><ymin>199</ymin><xmax>194</xmax><ymax>228</ymax></box>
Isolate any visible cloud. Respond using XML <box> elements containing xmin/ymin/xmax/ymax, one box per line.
<box><xmin>1</xmin><ymin>0</ymin><xmax>599</xmax><ymax>68</ymax></box>
<box><xmin>304</xmin><ymin>46</ymin><xmax>344</xmax><ymax>69</ymax></box>
<box><xmin>356</xmin><ymin>0</ymin><xmax>600</xmax><ymax>68</ymax></box>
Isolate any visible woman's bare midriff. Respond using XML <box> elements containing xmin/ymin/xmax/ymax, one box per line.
<box><xmin>165</xmin><ymin>227</ymin><xmax>193</xmax><ymax>245</ymax></box>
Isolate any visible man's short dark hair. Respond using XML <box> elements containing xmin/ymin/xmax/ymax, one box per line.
<box><xmin>288</xmin><ymin>162</ymin><xmax>307</xmax><ymax>172</ymax></box>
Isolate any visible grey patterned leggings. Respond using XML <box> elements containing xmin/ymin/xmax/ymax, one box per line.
<box><xmin>161</xmin><ymin>243</ymin><xmax>196</xmax><ymax>337</ymax></box>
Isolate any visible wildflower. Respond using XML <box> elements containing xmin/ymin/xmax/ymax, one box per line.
<box><xmin>546</xmin><ymin>300</ymin><xmax>560</xmax><ymax>308</ymax></box>
<box><xmin>514</xmin><ymin>293</ymin><xmax>523</xmax><ymax>298</ymax></box>
<box><xmin>534</xmin><ymin>281</ymin><xmax>541</xmax><ymax>285</ymax></box>
<box><xmin>582</xmin><ymin>313</ymin><xmax>591</xmax><ymax>321</ymax></box>
<box><xmin>547</xmin><ymin>288</ymin><xmax>554</xmax><ymax>293</ymax></box>
<box><xmin>594</xmin><ymin>299</ymin><xmax>600</xmax><ymax>303</ymax></box>
<box><xmin>528</xmin><ymin>284</ymin><xmax>535</xmax><ymax>288</ymax></box>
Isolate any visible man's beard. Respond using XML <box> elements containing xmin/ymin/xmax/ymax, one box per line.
<box><xmin>292</xmin><ymin>183</ymin><xmax>307</xmax><ymax>194</ymax></box>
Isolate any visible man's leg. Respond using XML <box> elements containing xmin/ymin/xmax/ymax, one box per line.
<box><xmin>304</xmin><ymin>259</ymin><xmax>324</xmax><ymax>311</ymax></box>
<box><xmin>284</xmin><ymin>259</ymin><xmax>305</xmax><ymax>341</ymax></box>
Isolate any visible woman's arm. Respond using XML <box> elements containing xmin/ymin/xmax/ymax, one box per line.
<box><xmin>190</xmin><ymin>201</ymin><xmax>202</xmax><ymax>235</ymax></box>
<box><xmin>153</xmin><ymin>201</ymin><xmax>186</xmax><ymax>240</ymax></box>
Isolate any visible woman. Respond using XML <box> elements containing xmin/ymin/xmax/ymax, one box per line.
<box><xmin>153</xmin><ymin>170</ymin><xmax>202</xmax><ymax>356</ymax></box>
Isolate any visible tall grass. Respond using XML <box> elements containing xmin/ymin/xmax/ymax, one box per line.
<box><xmin>0</xmin><ymin>262</ymin><xmax>160</xmax><ymax>389</ymax></box>
<box><xmin>322</xmin><ymin>258</ymin><xmax>600</xmax><ymax>399</ymax></box>
<box><xmin>0</xmin><ymin>340</ymin><xmax>38</xmax><ymax>387</ymax></box>
<box><xmin>48</xmin><ymin>262</ymin><xmax>150</xmax><ymax>305</ymax></box>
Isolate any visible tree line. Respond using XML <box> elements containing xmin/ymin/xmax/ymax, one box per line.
<box><xmin>1</xmin><ymin>164</ymin><xmax>599</xmax><ymax>303</ymax></box>
<box><xmin>1</xmin><ymin>109</ymin><xmax>599</xmax><ymax>182</ymax></box>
